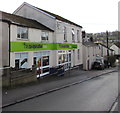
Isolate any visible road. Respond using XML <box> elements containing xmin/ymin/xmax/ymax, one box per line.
<box><xmin>3</xmin><ymin>72</ymin><xmax>118</xmax><ymax>111</ymax></box>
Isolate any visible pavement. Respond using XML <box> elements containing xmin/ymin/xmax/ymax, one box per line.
<box><xmin>2</xmin><ymin>67</ymin><xmax>118</xmax><ymax>108</ymax></box>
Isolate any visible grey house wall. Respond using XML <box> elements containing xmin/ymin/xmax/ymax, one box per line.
<box><xmin>14</xmin><ymin>4</ymin><xmax>56</xmax><ymax>31</ymax></box>
<box><xmin>2</xmin><ymin>22</ymin><xmax>9</xmax><ymax>67</ymax></box>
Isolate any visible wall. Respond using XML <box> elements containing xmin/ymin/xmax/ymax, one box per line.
<box><xmin>10</xmin><ymin>25</ymin><xmax>54</xmax><ymax>43</ymax></box>
<box><xmin>100</xmin><ymin>45</ymin><xmax>113</xmax><ymax>57</ymax></box>
<box><xmin>2</xmin><ymin>22</ymin><xmax>9</xmax><ymax>67</ymax></box>
<box><xmin>0</xmin><ymin>21</ymin><xmax>2</xmax><ymax>69</ymax></box>
<box><xmin>2</xmin><ymin>68</ymin><xmax>37</xmax><ymax>88</ymax></box>
<box><xmin>83</xmin><ymin>45</ymin><xmax>100</xmax><ymax>70</ymax></box>
<box><xmin>10</xmin><ymin>24</ymin><xmax>54</xmax><ymax>68</ymax></box>
<box><xmin>55</xmin><ymin>20</ymin><xmax>82</xmax><ymax>43</ymax></box>
<box><xmin>55</xmin><ymin>20</ymin><xmax>83</xmax><ymax>67</ymax></box>
<box><xmin>14</xmin><ymin>4</ymin><xmax>56</xmax><ymax>31</ymax></box>
<box><xmin>13</xmin><ymin>3</ymin><xmax>83</xmax><ymax>68</ymax></box>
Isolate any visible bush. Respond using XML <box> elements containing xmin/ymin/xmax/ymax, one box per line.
<box><xmin>107</xmin><ymin>55</ymin><xmax>116</xmax><ymax>67</ymax></box>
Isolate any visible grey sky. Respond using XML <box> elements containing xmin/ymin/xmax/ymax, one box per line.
<box><xmin>0</xmin><ymin>0</ymin><xmax>119</xmax><ymax>33</ymax></box>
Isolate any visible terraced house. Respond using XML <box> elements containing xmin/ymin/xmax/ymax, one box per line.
<box><xmin>0</xmin><ymin>2</ymin><xmax>83</xmax><ymax>77</ymax></box>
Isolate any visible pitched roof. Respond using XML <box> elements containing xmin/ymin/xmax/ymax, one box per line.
<box><xmin>96</xmin><ymin>43</ymin><xmax>114</xmax><ymax>51</ymax></box>
<box><xmin>35</xmin><ymin>7</ymin><xmax>82</xmax><ymax>28</ymax></box>
<box><xmin>114</xmin><ymin>42</ymin><xmax>120</xmax><ymax>48</ymax></box>
<box><xmin>83</xmin><ymin>41</ymin><xmax>98</xmax><ymax>47</ymax></box>
<box><xmin>0</xmin><ymin>11</ymin><xmax>54</xmax><ymax>31</ymax></box>
<box><xmin>14</xmin><ymin>2</ymin><xmax>82</xmax><ymax>28</ymax></box>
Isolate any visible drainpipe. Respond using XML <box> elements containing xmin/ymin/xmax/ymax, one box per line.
<box><xmin>8</xmin><ymin>23</ymin><xmax>10</xmax><ymax>67</ymax></box>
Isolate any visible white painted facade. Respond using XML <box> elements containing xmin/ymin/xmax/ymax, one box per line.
<box><xmin>10</xmin><ymin>24</ymin><xmax>54</xmax><ymax>69</ymax></box>
<box><xmin>83</xmin><ymin>43</ymin><xmax>100</xmax><ymax>70</ymax></box>
<box><xmin>0</xmin><ymin>21</ymin><xmax>9</xmax><ymax>68</ymax></box>
<box><xmin>98</xmin><ymin>44</ymin><xmax>114</xmax><ymax>57</ymax></box>
<box><xmin>110</xmin><ymin>44</ymin><xmax>119</xmax><ymax>55</ymax></box>
<box><xmin>13</xmin><ymin>2</ymin><xmax>83</xmax><ymax>69</ymax></box>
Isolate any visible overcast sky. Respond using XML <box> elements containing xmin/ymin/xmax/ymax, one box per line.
<box><xmin>0</xmin><ymin>0</ymin><xmax>119</xmax><ymax>33</ymax></box>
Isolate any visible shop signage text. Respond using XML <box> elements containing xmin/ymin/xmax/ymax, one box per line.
<box><xmin>10</xmin><ymin>42</ymin><xmax>78</xmax><ymax>52</ymax></box>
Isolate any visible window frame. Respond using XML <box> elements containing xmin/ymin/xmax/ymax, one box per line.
<box><xmin>77</xmin><ymin>30</ymin><xmax>80</xmax><ymax>42</ymax></box>
<box><xmin>41</xmin><ymin>31</ymin><xmax>49</xmax><ymax>42</ymax></box>
<box><xmin>17</xmin><ymin>26</ymin><xmax>28</xmax><ymax>40</ymax></box>
<box><xmin>72</xmin><ymin>29</ymin><xmax>75</xmax><ymax>42</ymax></box>
<box><xmin>15</xmin><ymin>53</ymin><xmax>28</xmax><ymax>69</ymax></box>
<box><xmin>63</xmin><ymin>26</ymin><xmax>67</xmax><ymax>41</ymax></box>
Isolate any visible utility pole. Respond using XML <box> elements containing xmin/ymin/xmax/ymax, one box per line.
<box><xmin>106</xmin><ymin>31</ymin><xmax>109</xmax><ymax>68</ymax></box>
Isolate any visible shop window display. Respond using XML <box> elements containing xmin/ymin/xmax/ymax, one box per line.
<box><xmin>58</xmin><ymin>50</ymin><xmax>71</xmax><ymax>71</ymax></box>
<box><xmin>34</xmin><ymin>52</ymin><xmax>50</xmax><ymax>77</ymax></box>
<box><xmin>15</xmin><ymin>53</ymin><xmax>28</xmax><ymax>69</ymax></box>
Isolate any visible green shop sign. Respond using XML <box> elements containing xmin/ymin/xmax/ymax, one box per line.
<box><xmin>10</xmin><ymin>42</ymin><xmax>78</xmax><ymax>52</ymax></box>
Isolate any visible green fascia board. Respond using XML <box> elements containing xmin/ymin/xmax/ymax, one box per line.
<box><xmin>10</xmin><ymin>42</ymin><xmax>78</xmax><ymax>52</ymax></box>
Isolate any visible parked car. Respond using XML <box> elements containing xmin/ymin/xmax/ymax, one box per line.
<box><xmin>92</xmin><ymin>56</ymin><xmax>105</xmax><ymax>70</ymax></box>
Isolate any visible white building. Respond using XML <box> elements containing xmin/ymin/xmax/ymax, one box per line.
<box><xmin>13</xmin><ymin>2</ymin><xmax>83</xmax><ymax>71</ymax></box>
<box><xmin>110</xmin><ymin>43</ymin><xmax>120</xmax><ymax>55</ymax></box>
<box><xmin>83</xmin><ymin>42</ymin><xmax>100</xmax><ymax>70</ymax></box>
<box><xmin>97</xmin><ymin>43</ymin><xmax>114</xmax><ymax>57</ymax></box>
<box><xmin>0</xmin><ymin>11</ymin><xmax>55</xmax><ymax>77</ymax></box>
<box><xmin>1</xmin><ymin>1</ymin><xmax>83</xmax><ymax>76</ymax></box>
<box><xmin>82</xmin><ymin>31</ymin><xmax>114</xmax><ymax>70</ymax></box>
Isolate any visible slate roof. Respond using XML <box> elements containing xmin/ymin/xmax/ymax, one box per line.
<box><xmin>0</xmin><ymin>11</ymin><xmax>54</xmax><ymax>31</ymax></box>
<box><xmin>15</xmin><ymin>2</ymin><xmax>82</xmax><ymax>28</ymax></box>
<box><xmin>35</xmin><ymin>6</ymin><xmax>82</xmax><ymax>28</ymax></box>
<box><xmin>83</xmin><ymin>42</ymin><xmax>98</xmax><ymax>47</ymax></box>
<box><xmin>114</xmin><ymin>42</ymin><xmax>120</xmax><ymax>48</ymax></box>
<box><xmin>96</xmin><ymin>43</ymin><xmax>114</xmax><ymax>51</ymax></box>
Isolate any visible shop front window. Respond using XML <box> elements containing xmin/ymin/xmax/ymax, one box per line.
<box><xmin>69</xmin><ymin>54</ymin><xmax>71</xmax><ymax>61</ymax></box>
<box><xmin>58</xmin><ymin>51</ymin><xmax>71</xmax><ymax>71</ymax></box>
<box><xmin>58</xmin><ymin>55</ymin><xmax>62</xmax><ymax>64</ymax></box>
<box><xmin>42</xmin><ymin>56</ymin><xmax>49</xmax><ymax>66</ymax></box>
<box><xmin>15</xmin><ymin>59</ymin><xmax>20</xmax><ymax>69</ymax></box>
<box><xmin>15</xmin><ymin>53</ymin><xmax>28</xmax><ymax>69</ymax></box>
<box><xmin>34</xmin><ymin>52</ymin><xmax>50</xmax><ymax>77</ymax></box>
<box><xmin>21</xmin><ymin>58</ymin><xmax>27</xmax><ymax>66</ymax></box>
<box><xmin>33</xmin><ymin>57</ymin><xmax>37</xmax><ymax>65</ymax></box>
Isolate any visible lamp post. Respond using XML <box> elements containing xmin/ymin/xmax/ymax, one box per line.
<box><xmin>106</xmin><ymin>31</ymin><xmax>109</xmax><ymax>68</ymax></box>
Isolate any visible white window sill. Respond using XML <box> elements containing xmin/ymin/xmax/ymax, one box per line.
<box><xmin>17</xmin><ymin>38</ymin><xmax>29</xmax><ymax>41</ymax></box>
<box><xmin>41</xmin><ymin>40</ymin><xmax>49</xmax><ymax>43</ymax></box>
